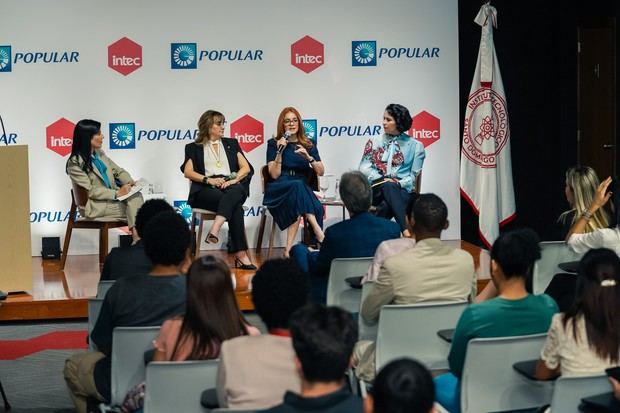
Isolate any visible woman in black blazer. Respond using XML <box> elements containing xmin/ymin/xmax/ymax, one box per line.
<box><xmin>181</xmin><ymin>110</ymin><xmax>256</xmax><ymax>269</ymax></box>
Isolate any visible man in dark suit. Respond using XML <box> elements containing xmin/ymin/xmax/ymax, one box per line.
<box><xmin>100</xmin><ymin>199</ymin><xmax>173</xmax><ymax>281</ymax></box>
<box><xmin>290</xmin><ymin>171</ymin><xmax>401</xmax><ymax>303</ymax></box>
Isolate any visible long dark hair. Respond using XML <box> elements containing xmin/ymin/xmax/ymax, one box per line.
<box><xmin>170</xmin><ymin>255</ymin><xmax>250</xmax><ymax>360</ymax></box>
<box><xmin>564</xmin><ymin>248</ymin><xmax>620</xmax><ymax>363</ymax></box>
<box><xmin>67</xmin><ymin>119</ymin><xmax>101</xmax><ymax>173</ymax></box>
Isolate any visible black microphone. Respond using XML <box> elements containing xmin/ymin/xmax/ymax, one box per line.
<box><xmin>276</xmin><ymin>131</ymin><xmax>290</xmax><ymax>154</ymax></box>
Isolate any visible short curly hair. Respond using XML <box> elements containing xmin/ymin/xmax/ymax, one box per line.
<box><xmin>134</xmin><ymin>199</ymin><xmax>174</xmax><ymax>238</ymax></box>
<box><xmin>385</xmin><ymin>103</ymin><xmax>413</xmax><ymax>133</ymax></box>
<box><xmin>143</xmin><ymin>211</ymin><xmax>191</xmax><ymax>266</ymax></box>
<box><xmin>251</xmin><ymin>258</ymin><xmax>309</xmax><ymax>330</ymax></box>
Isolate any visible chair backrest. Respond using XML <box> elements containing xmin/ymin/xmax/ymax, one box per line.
<box><xmin>87</xmin><ymin>298</ymin><xmax>104</xmax><ymax>351</ymax></box>
<box><xmin>375</xmin><ymin>301</ymin><xmax>468</xmax><ymax>371</ymax></box>
<box><xmin>97</xmin><ymin>280</ymin><xmax>115</xmax><ymax>298</ymax></box>
<box><xmin>326</xmin><ymin>257</ymin><xmax>373</xmax><ymax>313</ymax></box>
<box><xmin>71</xmin><ymin>182</ymin><xmax>89</xmax><ymax>208</ymax></box>
<box><xmin>532</xmin><ymin>241</ymin><xmax>584</xmax><ymax>294</ymax></box>
<box><xmin>144</xmin><ymin>360</ymin><xmax>220</xmax><ymax>413</ymax></box>
<box><xmin>358</xmin><ymin>282</ymin><xmax>378</xmax><ymax>341</ymax></box>
<box><xmin>550</xmin><ymin>375</ymin><xmax>611</xmax><ymax>413</ymax></box>
<box><xmin>460</xmin><ymin>333</ymin><xmax>553</xmax><ymax>413</ymax></box>
<box><xmin>110</xmin><ymin>326</ymin><xmax>160</xmax><ymax>405</ymax></box>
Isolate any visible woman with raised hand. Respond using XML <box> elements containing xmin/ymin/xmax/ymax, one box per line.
<box><xmin>263</xmin><ymin>107</ymin><xmax>325</xmax><ymax>257</ymax></box>
<box><xmin>181</xmin><ymin>110</ymin><xmax>256</xmax><ymax>270</ymax></box>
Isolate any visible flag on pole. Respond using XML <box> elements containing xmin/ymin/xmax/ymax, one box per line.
<box><xmin>460</xmin><ymin>3</ymin><xmax>516</xmax><ymax>248</ymax></box>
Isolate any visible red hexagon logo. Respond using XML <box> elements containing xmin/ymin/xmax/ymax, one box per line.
<box><xmin>230</xmin><ymin>115</ymin><xmax>264</xmax><ymax>153</ymax></box>
<box><xmin>108</xmin><ymin>37</ymin><xmax>142</xmax><ymax>76</ymax></box>
<box><xmin>291</xmin><ymin>35</ymin><xmax>324</xmax><ymax>74</ymax></box>
<box><xmin>408</xmin><ymin>110</ymin><xmax>440</xmax><ymax>148</ymax></box>
<box><xmin>46</xmin><ymin>117</ymin><xmax>75</xmax><ymax>157</ymax></box>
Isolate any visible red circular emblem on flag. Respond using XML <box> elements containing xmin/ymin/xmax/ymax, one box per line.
<box><xmin>462</xmin><ymin>88</ymin><xmax>509</xmax><ymax>168</ymax></box>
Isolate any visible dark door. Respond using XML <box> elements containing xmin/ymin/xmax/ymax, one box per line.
<box><xmin>577</xmin><ymin>18</ymin><xmax>616</xmax><ymax>179</ymax></box>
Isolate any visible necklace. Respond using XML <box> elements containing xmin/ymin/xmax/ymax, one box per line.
<box><xmin>208</xmin><ymin>140</ymin><xmax>222</xmax><ymax>168</ymax></box>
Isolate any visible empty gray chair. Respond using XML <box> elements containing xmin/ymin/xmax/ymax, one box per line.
<box><xmin>375</xmin><ymin>301</ymin><xmax>468</xmax><ymax>371</ymax></box>
<box><xmin>110</xmin><ymin>326</ymin><xmax>160</xmax><ymax>406</ymax></box>
<box><xmin>144</xmin><ymin>360</ymin><xmax>219</xmax><ymax>413</ymax></box>
<box><xmin>549</xmin><ymin>374</ymin><xmax>611</xmax><ymax>413</ymax></box>
<box><xmin>326</xmin><ymin>257</ymin><xmax>372</xmax><ymax>313</ymax></box>
<box><xmin>460</xmin><ymin>334</ymin><xmax>553</xmax><ymax>413</ymax></box>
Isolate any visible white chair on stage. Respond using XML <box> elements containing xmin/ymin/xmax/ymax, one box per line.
<box><xmin>110</xmin><ymin>326</ymin><xmax>160</xmax><ymax>406</ymax></box>
<box><xmin>326</xmin><ymin>257</ymin><xmax>373</xmax><ymax>313</ymax></box>
<box><xmin>532</xmin><ymin>241</ymin><xmax>583</xmax><ymax>294</ymax></box>
<box><xmin>460</xmin><ymin>333</ymin><xmax>553</xmax><ymax>413</ymax></box>
<box><xmin>375</xmin><ymin>301</ymin><xmax>468</xmax><ymax>372</ymax></box>
<box><xmin>144</xmin><ymin>360</ymin><xmax>220</xmax><ymax>413</ymax></box>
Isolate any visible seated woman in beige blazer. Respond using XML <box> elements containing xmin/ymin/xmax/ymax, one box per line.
<box><xmin>66</xmin><ymin>119</ymin><xmax>143</xmax><ymax>231</ymax></box>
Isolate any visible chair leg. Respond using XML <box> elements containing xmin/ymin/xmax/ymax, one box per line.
<box><xmin>0</xmin><ymin>378</ymin><xmax>10</xmax><ymax>411</ymax></box>
<box><xmin>99</xmin><ymin>225</ymin><xmax>109</xmax><ymax>266</ymax></box>
<box><xmin>256</xmin><ymin>211</ymin><xmax>267</xmax><ymax>253</ymax></box>
<box><xmin>195</xmin><ymin>214</ymin><xmax>204</xmax><ymax>258</ymax></box>
<box><xmin>60</xmin><ymin>218</ymin><xmax>75</xmax><ymax>270</ymax></box>
<box><xmin>268</xmin><ymin>219</ymin><xmax>276</xmax><ymax>258</ymax></box>
<box><xmin>190</xmin><ymin>211</ymin><xmax>198</xmax><ymax>256</ymax></box>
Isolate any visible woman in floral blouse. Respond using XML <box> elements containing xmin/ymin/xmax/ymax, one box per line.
<box><xmin>359</xmin><ymin>103</ymin><xmax>426</xmax><ymax>236</ymax></box>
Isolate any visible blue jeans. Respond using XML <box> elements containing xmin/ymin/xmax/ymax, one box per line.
<box><xmin>434</xmin><ymin>372</ymin><xmax>460</xmax><ymax>413</ymax></box>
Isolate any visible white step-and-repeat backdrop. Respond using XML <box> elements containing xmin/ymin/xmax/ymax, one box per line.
<box><xmin>0</xmin><ymin>0</ymin><xmax>460</xmax><ymax>255</ymax></box>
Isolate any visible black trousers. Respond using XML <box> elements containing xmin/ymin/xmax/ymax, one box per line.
<box><xmin>191</xmin><ymin>184</ymin><xmax>248</xmax><ymax>252</ymax></box>
<box><xmin>373</xmin><ymin>182</ymin><xmax>411</xmax><ymax>232</ymax></box>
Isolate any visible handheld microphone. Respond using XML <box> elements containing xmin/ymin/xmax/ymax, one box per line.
<box><xmin>276</xmin><ymin>131</ymin><xmax>290</xmax><ymax>154</ymax></box>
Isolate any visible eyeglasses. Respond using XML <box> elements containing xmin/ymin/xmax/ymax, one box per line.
<box><xmin>283</xmin><ymin>118</ymin><xmax>299</xmax><ymax>125</ymax></box>
<box><xmin>215</xmin><ymin>121</ymin><xmax>227</xmax><ymax>126</ymax></box>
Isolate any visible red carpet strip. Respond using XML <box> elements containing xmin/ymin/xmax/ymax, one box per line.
<box><xmin>0</xmin><ymin>331</ymin><xmax>88</xmax><ymax>360</ymax></box>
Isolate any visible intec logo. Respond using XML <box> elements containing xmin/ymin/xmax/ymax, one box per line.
<box><xmin>108</xmin><ymin>37</ymin><xmax>142</xmax><ymax>76</ymax></box>
<box><xmin>303</xmin><ymin>119</ymin><xmax>317</xmax><ymax>145</ymax></box>
<box><xmin>171</xmin><ymin>43</ymin><xmax>197</xmax><ymax>69</ymax></box>
<box><xmin>0</xmin><ymin>46</ymin><xmax>11</xmax><ymax>72</ymax></box>
<box><xmin>230</xmin><ymin>115</ymin><xmax>264</xmax><ymax>153</ymax></box>
<box><xmin>46</xmin><ymin>118</ymin><xmax>75</xmax><ymax>157</ymax></box>
<box><xmin>352</xmin><ymin>41</ymin><xmax>376</xmax><ymax>66</ymax></box>
<box><xmin>291</xmin><ymin>36</ymin><xmax>324</xmax><ymax>74</ymax></box>
<box><xmin>109</xmin><ymin>123</ymin><xmax>136</xmax><ymax>149</ymax></box>
<box><xmin>408</xmin><ymin>111</ymin><xmax>440</xmax><ymax>148</ymax></box>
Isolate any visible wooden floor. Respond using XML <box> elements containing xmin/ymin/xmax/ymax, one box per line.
<box><xmin>0</xmin><ymin>241</ymin><xmax>489</xmax><ymax>321</ymax></box>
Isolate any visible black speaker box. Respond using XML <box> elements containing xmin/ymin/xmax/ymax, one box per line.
<box><xmin>119</xmin><ymin>234</ymin><xmax>133</xmax><ymax>248</ymax></box>
<box><xmin>41</xmin><ymin>236</ymin><xmax>61</xmax><ymax>259</ymax></box>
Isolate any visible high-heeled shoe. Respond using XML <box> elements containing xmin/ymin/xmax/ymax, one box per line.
<box><xmin>234</xmin><ymin>257</ymin><xmax>257</xmax><ymax>271</ymax></box>
<box><xmin>205</xmin><ymin>233</ymin><xmax>219</xmax><ymax>244</ymax></box>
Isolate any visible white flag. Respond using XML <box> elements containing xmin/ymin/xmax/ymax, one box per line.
<box><xmin>459</xmin><ymin>4</ymin><xmax>515</xmax><ymax>248</ymax></box>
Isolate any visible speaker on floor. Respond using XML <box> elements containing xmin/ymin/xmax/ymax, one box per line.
<box><xmin>119</xmin><ymin>234</ymin><xmax>133</xmax><ymax>248</ymax></box>
<box><xmin>41</xmin><ymin>236</ymin><xmax>61</xmax><ymax>259</ymax></box>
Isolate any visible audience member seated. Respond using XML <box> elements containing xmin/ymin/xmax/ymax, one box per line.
<box><xmin>290</xmin><ymin>171</ymin><xmax>400</xmax><ymax>302</ymax></box>
<box><xmin>546</xmin><ymin>177</ymin><xmax>620</xmax><ymax>311</ymax></box>
<box><xmin>120</xmin><ymin>255</ymin><xmax>258</xmax><ymax>412</ymax></box>
<box><xmin>536</xmin><ymin>248</ymin><xmax>620</xmax><ymax>380</ymax></box>
<box><xmin>216</xmin><ymin>259</ymin><xmax>309</xmax><ymax>409</ymax></box>
<box><xmin>100</xmin><ymin>199</ymin><xmax>173</xmax><ymax>281</ymax></box>
<box><xmin>63</xmin><ymin>211</ymin><xmax>190</xmax><ymax>413</ymax></box>
<box><xmin>365</xmin><ymin>358</ymin><xmax>436</xmax><ymax>413</ymax></box>
<box><xmin>361</xmin><ymin>194</ymin><xmax>418</xmax><ymax>284</ymax></box>
<box><xmin>434</xmin><ymin>228</ymin><xmax>559</xmax><ymax>413</ymax></box>
<box><xmin>354</xmin><ymin>193</ymin><xmax>476</xmax><ymax>381</ymax></box>
<box><xmin>264</xmin><ymin>303</ymin><xmax>361</xmax><ymax>413</ymax></box>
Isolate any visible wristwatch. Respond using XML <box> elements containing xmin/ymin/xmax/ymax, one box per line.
<box><xmin>202</xmin><ymin>176</ymin><xmax>208</xmax><ymax>184</ymax></box>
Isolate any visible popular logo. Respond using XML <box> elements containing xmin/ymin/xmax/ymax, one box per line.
<box><xmin>108</xmin><ymin>37</ymin><xmax>142</xmax><ymax>76</ymax></box>
<box><xmin>408</xmin><ymin>111</ymin><xmax>440</xmax><ymax>149</ymax></box>
<box><xmin>173</xmin><ymin>200</ymin><xmax>193</xmax><ymax>225</ymax></box>
<box><xmin>230</xmin><ymin>115</ymin><xmax>264</xmax><ymax>153</ymax></box>
<box><xmin>0</xmin><ymin>132</ymin><xmax>17</xmax><ymax>144</ymax></box>
<box><xmin>0</xmin><ymin>46</ymin><xmax>11</xmax><ymax>72</ymax></box>
<box><xmin>462</xmin><ymin>88</ymin><xmax>509</xmax><ymax>168</ymax></box>
<box><xmin>303</xmin><ymin>119</ymin><xmax>317</xmax><ymax>145</ymax></box>
<box><xmin>291</xmin><ymin>36</ymin><xmax>324</xmax><ymax>74</ymax></box>
<box><xmin>109</xmin><ymin>123</ymin><xmax>136</xmax><ymax>149</ymax></box>
<box><xmin>46</xmin><ymin>118</ymin><xmax>75</xmax><ymax>157</ymax></box>
<box><xmin>171</xmin><ymin>43</ymin><xmax>197</xmax><ymax>69</ymax></box>
<box><xmin>352</xmin><ymin>41</ymin><xmax>376</xmax><ymax>66</ymax></box>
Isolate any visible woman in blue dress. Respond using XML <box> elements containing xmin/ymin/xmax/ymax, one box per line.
<box><xmin>263</xmin><ymin>107</ymin><xmax>325</xmax><ymax>257</ymax></box>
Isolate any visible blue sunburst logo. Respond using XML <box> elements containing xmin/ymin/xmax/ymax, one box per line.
<box><xmin>303</xmin><ymin>119</ymin><xmax>318</xmax><ymax>145</ymax></box>
<box><xmin>171</xmin><ymin>43</ymin><xmax>197</xmax><ymax>69</ymax></box>
<box><xmin>0</xmin><ymin>46</ymin><xmax>12</xmax><ymax>72</ymax></box>
<box><xmin>109</xmin><ymin>123</ymin><xmax>136</xmax><ymax>149</ymax></box>
<box><xmin>352</xmin><ymin>41</ymin><xmax>376</xmax><ymax>67</ymax></box>
<box><xmin>173</xmin><ymin>200</ymin><xmax>193</xmax><ymax>224</ymax></box>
